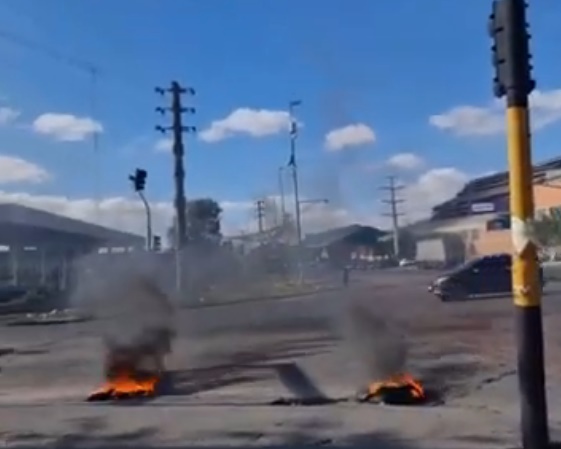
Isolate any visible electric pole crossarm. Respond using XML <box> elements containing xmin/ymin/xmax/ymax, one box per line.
<box><xmin>156</xmin><ymin>80</ymin><xmax>196</xmax><ymax>294</ymax></box>
<box><xmin>156</xmin><ymin>125</ymin><xmax>196</xmax><ymax>134</ymax></box>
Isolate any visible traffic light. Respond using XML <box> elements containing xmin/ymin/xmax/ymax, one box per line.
<box><xmin>129</xmin><ymin>168</ymin><xmax>147</xmax><ymax>192</ymax></box>
<box><xmin>153</xmin><ymin>235</ymin><xmax>161</xmax><ymax>252</ymax></box>
<box><xmin>488</xmin><ymin>0</ymin><xmax>535</xmax><ymax>100</ymax></box>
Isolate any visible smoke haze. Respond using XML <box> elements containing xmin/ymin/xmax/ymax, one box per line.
<box><xmin>343</xmin><ymin>303</ymin><xmax>408</xmax><ymax>381</ymax></box>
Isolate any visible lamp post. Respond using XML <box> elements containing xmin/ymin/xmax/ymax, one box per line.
<box><xmin>278</xmin><ymin>166</ymin><xmax>287</xmax><ymax>225</ymax></box>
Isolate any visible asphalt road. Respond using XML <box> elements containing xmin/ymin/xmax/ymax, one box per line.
<box><xmin>1</xmin><ymin>270</ymin><xmax>561</xmax><ymax>448</ymax></box>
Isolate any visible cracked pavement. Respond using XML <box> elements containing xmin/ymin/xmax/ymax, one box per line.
<box><xmin>1</xmin><ymin>271</ymin><xmax>561</xmax><ymax>448</ymax></box>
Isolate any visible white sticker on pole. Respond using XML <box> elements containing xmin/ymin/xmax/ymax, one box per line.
<box><xmin>511</xmin><ymin>216</ymin><xmax>536</xmax><ymax>255</ymax></box>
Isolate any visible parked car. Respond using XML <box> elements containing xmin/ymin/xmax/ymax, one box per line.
<box><xmin>428</xmin><ymin>254</ymin><xmax>545</xmax><ymax>302</ymax></box>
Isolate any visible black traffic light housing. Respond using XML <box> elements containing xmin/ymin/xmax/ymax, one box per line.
<box><xmin>129</xmin><ymin>168</ymin><xmax>147</xmax><ymax>192</ymax></box>
<box><xmin>153</xmin><ymin>235</ymin><xmax>161</xmax><ymax>252</ymax></box>
<box><xmin>488</xmin><ymin>0</ymin><xmax>535</xmax><ymax>102</ymax></box>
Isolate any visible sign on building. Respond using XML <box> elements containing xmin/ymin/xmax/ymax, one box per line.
<box><xmin>471</xmin><ymin>202</ymin><xmax>495</xmax><ymax>213</ymax></box>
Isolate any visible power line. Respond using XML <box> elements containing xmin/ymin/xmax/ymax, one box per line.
<box><xmin>0</xmin><ymin>27</ymin><xmax>155</xmax><ymax>108</ymax></box>
<box><xmin>0</xmin><ymin>28</ymin><xmax>104</xmax><ymax>215</ymax></box>
<box><xmin>0</xmin><ymin>28</ymin><xmax>99</xmax><ymax>74</ymax></box>
<box><xmin>380</xmin><ymin>175</ymin><xmax>404</xmax><ymax>258</ymax></box>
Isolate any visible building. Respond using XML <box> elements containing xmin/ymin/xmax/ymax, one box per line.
<box><xmin>302</xmin><ymin>224</ymin><xmax>387</xmax><ymax>267</ymax></box>
<box><xmin>0</xmin><ymin>203</ymin><xmax>144</xmax><ymax>289</ymax></box>
<box><xmin>408</xmin><ymin>156</ymin><xmax>561</xmax><ymax>258</ymax></box>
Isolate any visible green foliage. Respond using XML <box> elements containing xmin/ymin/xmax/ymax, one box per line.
<box><xmin>533</xmin><ymin>213</ymin><xmax>561</xmax><ymax>247</ymax></box>
<box><xmin>167</xmin><ymin>197</ymin><xmax>223</xmax><ymax>247</ymax></box>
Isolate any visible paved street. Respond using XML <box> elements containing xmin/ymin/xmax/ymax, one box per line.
<box><xmin>2</xmin><ymin>270</ymin><xmax>561</xmax><ymax>447</ymax></box>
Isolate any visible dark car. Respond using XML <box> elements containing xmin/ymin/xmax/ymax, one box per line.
<box><xmin>428</xmin><ymin>253</ymin><xmax>545</xmax><ymax>302</ymax></box>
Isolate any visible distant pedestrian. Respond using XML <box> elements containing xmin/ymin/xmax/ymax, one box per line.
<box><xmin>342</xmin><ymin>266</ymin><xmax>350</xmax><ymax>287</ymax></box>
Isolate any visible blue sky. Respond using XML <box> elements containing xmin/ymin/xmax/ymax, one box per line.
<box><xmin>0</xmin><ymin>0</ymin><xmax>560</xmax><ymax>235</ymax></box>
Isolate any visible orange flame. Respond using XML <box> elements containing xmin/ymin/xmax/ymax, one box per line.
<box><xmin>88</xmin><ymin>372</ymin><xmax>159</xmax><ymax>400</ymax></box>
<box><xmin>367</xmin><ymin>373</ymin><xmax>425</xmax><ymax>399</ymax></box>
<box><xmin>87</xmin><ymin>325</ymin><xmax>174</xmax><ymax>401</ymax></box>
<box><xmin>87</xmin><ymin>351</ymin><xmax>163</xmax><ymax>401</ymax></box>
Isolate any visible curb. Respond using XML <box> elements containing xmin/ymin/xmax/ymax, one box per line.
<box><xmin>181</xmin><ymin>285</ymin><xmax>342</xmax><ymax>310</ymax></box>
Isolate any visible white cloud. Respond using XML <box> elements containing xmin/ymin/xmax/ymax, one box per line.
<box><xmin>386</xmin><ymin>153</ymin><xmax>425</xmax><ymax>171</ymax></box>
<box><xmin>220</xmin><ymin>200</ymin><xmax>254</xmax><ymax>212</ymax></box>
<box><xmin>0</xmin><ymin>107</ymin><xmax>20</xmax><ymax>125</ymax></box>
<box><xmin>324</xmin><ymin>123</ymin><xmax>376</xmax><ymax>152</ymax></box>
<box><xmin>0</xmin><ymin>155</ymin><xmax>51</xmax><ymax>184</ymax></box>
<box><xmin>32</xmin><ymin>113</ymin><xmax>103</xmax><ymax>142</ymax></box>
<box><xmin>402</xmin><ymin>167</ymin><xmax>469</xmax><ymax>221</ymax></box>
<box><xmin>0</xmin><ymin>165</ymin><xmax>469</xmax><ymax>245</ymax></box>
<box><xmin>154</xmin><ymin>138</ymin><xmax>173</xmax><ymax>153</ymax></box>
<box><xmin>429</xmin><ymin>89</ymin><xmax>561</xmax><ymax>137</ymax></box>
<box><xmin>0</xmin><ymin>191</ymin><xmax>262</xmax><ymax>239</ymax></box>
<box><xmin>300</xmin><ymin>201</ymin><xmax>362</xmax><ymax>233</ymax></box>
<box><xmin>199</xmin><ymin>108</ymin><xmax>292</xmax><ymax>143</ymax></box>
<box><xmin>0</xmin><ymin>192</ymin><xmax>173</xmax><ymax>237</ymax></box>
<box><xmin>429</xmin><ymin>105</ymin><xmax>504</xmax><ymax>136</ymax></box>
<box><xmin>227</xmin><ymin>194</ymin><xmax>384</xmax><ymax>237</ymax></box>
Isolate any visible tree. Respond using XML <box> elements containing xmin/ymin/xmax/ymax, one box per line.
<box><xmin>167</xmin><ymin>198</ymin><xmax>223</xmax><ymax>247</ymax></box>
<box><xmin>534</xmin><ymin>213</ymin><xmax>561</xmax><ymax>249</ymax></box>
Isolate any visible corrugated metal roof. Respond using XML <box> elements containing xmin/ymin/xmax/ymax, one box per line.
<box><xmin>303</xmin><ymin>224</ymin><xmax>386</xmax><ymax>248</ymax></box>
<box><xmin>0</xmin><ymin>203</ymin><xmax>143</xmax><ymax>245</ymax></box>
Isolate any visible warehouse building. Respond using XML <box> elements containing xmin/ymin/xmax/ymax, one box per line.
<box><xmin>302</xmin><ymin>224</ymin><xmax>387</xmax><ymax>268</ymax></box>
<box><xmin>0</xmin><ymin>203</ymin><xmax>144</xmax><ymax>290</ymax></box>
<box><xmin>408</xmin><ymin>156</ymin><xmax>561</xmax><ymax>258</ymax></box>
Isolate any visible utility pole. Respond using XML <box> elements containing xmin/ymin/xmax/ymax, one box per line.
<box><xmin>256</xmin><ymin>199</ymin><xmax>266</xmax><ymax>234</ymax></box>
<box><xmin>380</xmin><ymin>175</ymin><xmax>404</xmax><ymax>259</ymax></box>
<box><xmin>287</xmin><ymin>100</ymin><xmax>302</xmax><ymax>245</ymax></box>
<box><xmin>156</xmin><ymin>81</ymin><xmax>196</xmax><ymax>293</ymax></box>
<box><xmin>489</xmin><ymin>2</ymin><xmax>548</xmax><ymax>449</ymax></box>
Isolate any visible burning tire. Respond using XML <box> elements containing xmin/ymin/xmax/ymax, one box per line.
<box><xmin>87</xmin><ymin>326</ymin><xmax>174</xmax><ymax>402</ymax></box>
<box><xmin>357</xmin><ymin>373</ymin><xmax>427</xmax><ymax>406</ymax></box>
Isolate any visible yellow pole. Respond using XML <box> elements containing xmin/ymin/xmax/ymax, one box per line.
<box><xmin>506</xmin><ymin>104</ymin><xmax>549</xmax><ymax>449</ymax></box>
<box><xmin>507</xmin><ymin>106</ymin><xmax>539</xmax><ymax>306</ymax></box>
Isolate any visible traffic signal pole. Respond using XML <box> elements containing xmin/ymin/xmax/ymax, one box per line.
<box><xmin>489</xmin><ymin>2</ymin><xmax>548</xmax><ymax>448</ymax></box>
<box><xmin>128</xmin><ymin>168</ymin><xmax>152</xmax><ymax>251</ymax></box>
<box><xmin>138</xmin><ymin>190</ymin><xmax>152</xmax><ymax>252</ymax></box>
